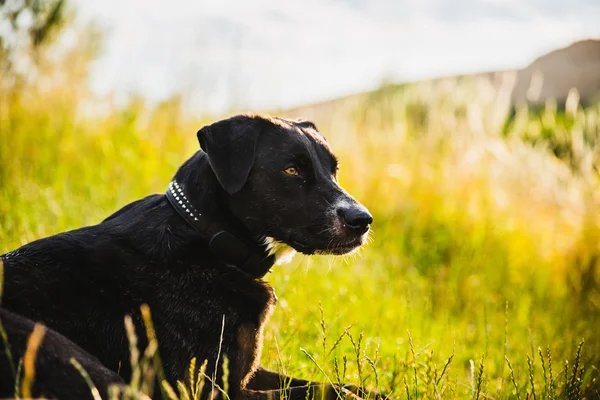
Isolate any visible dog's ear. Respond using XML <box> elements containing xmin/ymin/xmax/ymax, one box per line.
<box><xmin>197</xmin><ymin>115</ymin><xmax>264</xmax><ymax>194</ymax></box>
<box><xmin>295</xmin><ymin>119</ymin><xmax>318</xmax><ymax>131</ymax></box>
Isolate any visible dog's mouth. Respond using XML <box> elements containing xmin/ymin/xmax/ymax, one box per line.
<box><xmin>288</xmin><ymin>235</ymin><xmax>366</xmax><ymax>256</ymax></box>
<box><xmin>317</xmin><ymin>236</ymin><xmax>366</xmax><ymax>255</ymax></box>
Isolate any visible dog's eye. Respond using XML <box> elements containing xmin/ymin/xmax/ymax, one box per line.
<box><xmin>283</xmin><ymin>166</ymin><xmax>299</xmax><ymax>176</ymax></box>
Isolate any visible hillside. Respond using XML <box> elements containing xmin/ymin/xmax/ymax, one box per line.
<box><xmin>511</xmin><ymin>39</ymin><xmax>600</xmax><ymax>106</ymax></box>
<box><xmin>281</xmin><ymin>39</ymin><xmax>600</xmax><ymax>119</ymax></box>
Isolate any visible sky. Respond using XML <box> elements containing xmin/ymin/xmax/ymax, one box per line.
<box><xmin>73</xmin><ymin>0</ymin><xmax>600</xmax><ymax>113</ymax></box>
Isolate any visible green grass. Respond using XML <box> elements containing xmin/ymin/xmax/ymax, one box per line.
<box><xmin>1</xmin><ymin>25</ymin><xmax>600</xmax><ymax>400</ymax></box>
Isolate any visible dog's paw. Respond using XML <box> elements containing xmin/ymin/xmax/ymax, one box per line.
<box><xmin>341</xmin><ymin>384</ymin><xmax>391</xmax><ymax>400</ymax></box>
<box><xmin>339</xmin><ymin>386</ymin><xmax>362</xmax><ymax>400</ymax></box>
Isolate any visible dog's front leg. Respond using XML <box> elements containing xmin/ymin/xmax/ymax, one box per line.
<box><xmin>240</xmin><ymin>384</ymin><xmax>361</xmax><ymax>400</ymax></box>
<box><xmin>338</xmin><ymin>384</ymin><xmax>389</xmax><ymax>400</ymax></box>
<box><xmin>245</xmin><ymin>367</ymin><xmax>387</xmax><ymax>400</ymax></box>
<box><xmin>245</xmin><ymin>367</ymin><xmax>310</xmax><ymax>390</ymax></box>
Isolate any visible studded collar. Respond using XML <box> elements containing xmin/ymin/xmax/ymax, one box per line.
<box><xmin>165</xmin><ymin>180</ymin><xmax>274</xmax><ymax>278</ymax></box>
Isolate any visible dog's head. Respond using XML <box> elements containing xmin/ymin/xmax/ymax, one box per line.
<box><xmin>197</xmin><ymin>114</ymin><xmax>372</xmax><ymax>260</ymax></box>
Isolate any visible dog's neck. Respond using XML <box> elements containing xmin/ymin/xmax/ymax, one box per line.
<box><xmin>169</xmin><ymin>151</ymin><xmax>275</xmax><ymax>278</ymax></box>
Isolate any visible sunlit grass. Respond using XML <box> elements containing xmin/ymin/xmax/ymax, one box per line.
<box><xmin>1</xmin><ymin>34</ymin><xmax>600</xmax><ymax>399</ymax></box>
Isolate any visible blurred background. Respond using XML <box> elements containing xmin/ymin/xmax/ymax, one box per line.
<box><xmin>1</xmin><ymin>0</ymin><xmax>600</xmax><ymax>398</ymax></box>
<box><xmin>48</xmin><ymin>0</ymin><xmax>600</xmax><ymax>112</ymax></box>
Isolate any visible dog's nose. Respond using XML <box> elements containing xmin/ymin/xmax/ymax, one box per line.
<box><xmin>338</xmin><ymin>206</ymin><xmax>373</xmax><ymax>234</ymax></box>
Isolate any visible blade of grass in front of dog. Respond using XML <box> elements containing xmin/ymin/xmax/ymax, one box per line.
<box><xmin>505</xmin><ymin>356</ymin><xmax>521</xmax><ymax>400</ymax></box>
<box><xmin>21</xmin><ymin>323</ymin><xmax>46</xmax><ymax>398</ymax></box>
<box><xmin>327</xmin><ymin>324</ymin><xmax>355</xmax><ymax>357</ymax></box>
<box><xmin>570</xmin><ymin>339</ymin><xmax>584</xmax><ymax>399</ymax></box>
<box><xmin>346</xmin><ymin>329</ymin><xmax>365</xmax><ymax>389</ymax></box>
<box><xmin>469</xmin><ymin>359</ymin><xmax>475</xmax><ymax>398</ymax></box>
<box><xmin>14</xmin><ymin>358</ymin><xmax>23</xmax><ymax>398</ymax></box>
<box><xmin>197</xmin><ymin>367</ymin><xmax>231</xmax><ymax>400</ymax></box>
<box><xmin>124</xmin><ymin>314</ymin><xmax>141</xmax><ymax>391</ymax></box>
<box><xmin>162</xmin><ymin>380</ymin><xmax>180</xmax><ymax>400</ymax></box>
<box><xmin>212</xmin><ymin>314</ymin><xmax>226</xmax><ymax>399</ymax></box>
<box><xmin>304</xmin><ymin>380</ymin><xmax>312</xmax><ymax>400</ymax></box>
<box><xmin>474</xmin><ymin>354</ymin><xmax>485</xmax><ymax>400</ymax></box>
<box><xmin>177</xmin><ymin>380</ymin><xmax>191</xmax><ymax>400</ymax></box>
<box><xmin>300</xmin><ymin>347</ymin><xmax>343</xmax><ymax>399</ymax></box>
<box><xmin>140</xmin><ymin>304</ymin><xmax>170</xmax><ymax>400</ymax></box>
<box><xmin>547</xmin><ymin>347</ymin><xmax>555</xmax><ymax>400</ymax></box>
<box><xmin>273</xmin><ymin>335</ymin><xmax>293</xmax><ymax>391</ymax></box>
<box><xmin>194</xmin><ymin>360</ymin><xmax>208</xmax><ymax>400</ymax></box>
<box><xmin>222</xmin><ymin>355</ymin><xmax>230</xmax><ymax>397</ymax></box>
<box><xmin>407</xmin><ymin>330</ymin><xmax>418</xmax><ymax>400</ymax></box>
<box><xmin>188</xmin><ymin>357</ymin><xmax>196</xmax><ymax>395</ymax></box>
<box><xmin>538</xmin><ymin>347</ymin><xmax>547</xmax><ymax>400</ymax></box>
<box><xmin>140</xmin><ymin>339</ymin><xmax>158</xmax><ymax>397</ymax></box>
<box><xmin>70</xmin><ymin>357</ymin><xmax>102</xmax><ymax>400</ymax></box>
<box><xmin>319</xmin><ymin>302</ymin><xmax>327</xmax><ymax>356</ymax></box>
<box><xmin>365</xmin><ymin>355</ymin><xmax>379</xmax><ymax>392</ymax></box>
<box><xmin>108</xmin><ymin>383</ymin><xmax>121</xmax><ymax>400</ymax></box>
<box><xmin>333</xmin><ymin>356</ymin><xmax>342</xmax><ymax>387</ymax></box>
<box><xmin>436</xmin><ymin>353</ymin><xmax>454</xmax><ymax>387</ymax></box>
<box><xmin>526</xmin><ymin>354</ymin><xmax>536</xmax><ymax>400</ymax></box>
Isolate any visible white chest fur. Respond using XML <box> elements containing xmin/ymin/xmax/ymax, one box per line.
<box><xmin>263</xmin><ymin>237</ymin><xmax>296</xmax><ymax>265</ymax></box>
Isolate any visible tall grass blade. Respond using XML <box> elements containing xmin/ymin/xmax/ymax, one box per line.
<box><xmin>70</xmin><ymin>357</ymin><xmax>103</xmax><ymax>400</ymax></box>
<box><xmin>21</xmin><ymin>323</ymin><xmax>46</xmax><ymax>398</ymax></box>
<box><xmin>505</xmin><ymin>356</ymin><xmax>521</xmax><ymax>400</ymax></box>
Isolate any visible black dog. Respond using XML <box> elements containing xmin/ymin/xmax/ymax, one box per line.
<box><xmin>0</xmin><ymin>115</ymin><xmax>374</xmax><ymax>399</ymax></box>
<box><xmin>0</xmin><ymin>308</ymin><xmax>125</xmax><ymax>399</ymax></box>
